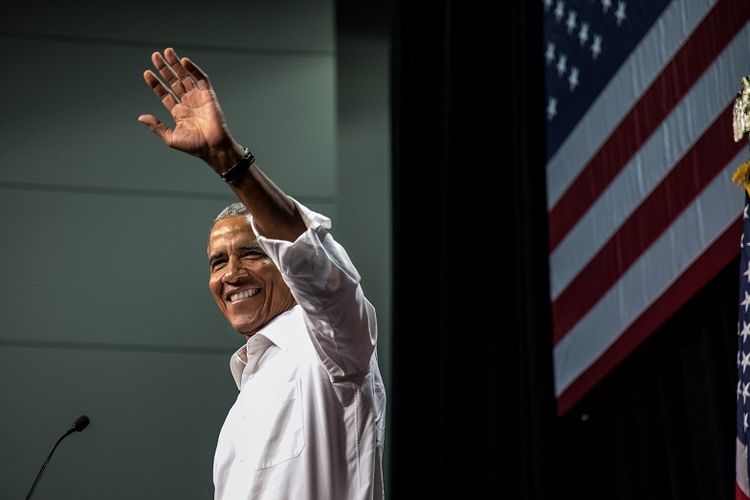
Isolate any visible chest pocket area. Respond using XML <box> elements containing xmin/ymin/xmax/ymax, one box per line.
<box><xmin>249</xmin><ymin>379</ymin><xmax>305</xmax><ymax>470</ymax></box>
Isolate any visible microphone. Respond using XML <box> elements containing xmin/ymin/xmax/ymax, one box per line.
<box><xmin>72</xmin><ymin>415</ymin><xmax>90</xmax><ymax>433</ymax></box>
<box><xmin>25</xmin><ymin>415</ymin><xmax>91</xmax><ymax>500</ymax></box>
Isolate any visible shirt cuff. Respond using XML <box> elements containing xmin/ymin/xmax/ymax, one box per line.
<box><xmin>247</xmin><ymin>195</ymin><xmax>329</xmax><ymax>235</ymax></box>
<box><xmin>244</xmin><ymin>196</ymin><xmax>359</xmax><ymax>284</ymax></box>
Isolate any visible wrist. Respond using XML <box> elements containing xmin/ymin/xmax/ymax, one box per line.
<box><xmin>205</xmin><ymin>140</ymin><xmax>246</xmax><ymax>173</ymax></box>
<box><xmin>219</xmin><ymin>147</ymin><xmax>255</xmax><ymax>185</ymax></box>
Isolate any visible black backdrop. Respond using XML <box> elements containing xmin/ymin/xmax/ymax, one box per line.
<box><xmin>387</xmin><ymin>1</ymin><xmax>738</xmax><ymax>499</ymax></box>
<box><xmin>389</xmin><ymin>1</ymin><xmax>551</xmax><ymax>498</ymax></box>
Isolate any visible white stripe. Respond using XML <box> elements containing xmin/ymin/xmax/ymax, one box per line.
<box><xmin>549</xmin><ymin>26</ymin><xmax>750</xmax><ymax>300</ymax></box>
<box><xmin>738</xmin><ymin>438</ymin><xmax>750</xmax><ymax>497</ymax></box>
<box><xmin>553</xmin><ymin>154</ymin><xmax>744</xmax><ymax>396</ymax></box>
<box><xmin>546</xmin><ymin>0</ymin><xmax>715</xmax><ymax>209</ymax></box>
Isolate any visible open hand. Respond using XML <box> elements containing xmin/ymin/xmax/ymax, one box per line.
<box><xmin>138</xmin><ymin>48</ymin><xmax>242</xmax><ymax>169</ymax></box>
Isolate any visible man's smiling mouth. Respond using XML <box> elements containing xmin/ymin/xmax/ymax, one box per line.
<box><xmin>228</xmin><ymin>289</ymin><xmax>261</xmax><ymax>303</ymax></box>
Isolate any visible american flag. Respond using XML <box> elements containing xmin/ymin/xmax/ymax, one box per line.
<box><xmin>544</xmin><ymin>0</ymin><xmax>750</xmax><ymax>416</ymax></box>
<box><xmin>737</xmin><ymin>191</ymin><xmax>750</xmax><ymax>500</ymax></box>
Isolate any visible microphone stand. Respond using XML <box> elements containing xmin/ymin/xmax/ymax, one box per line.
<box><xmin>25</xmin><ymin>415</ymin><xmax>90</xmax><ymax>500</ymax></box>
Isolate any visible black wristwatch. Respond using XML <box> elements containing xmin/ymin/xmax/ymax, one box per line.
<box><xmin>220</xmin><ymin>147</ymin><xmax>255</xmax><ymax>185</ymax></box>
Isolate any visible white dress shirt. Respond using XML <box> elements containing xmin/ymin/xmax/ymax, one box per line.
<box><xmin>213</xmin><ymin>199</ymin><xmax>386</xmax><ymax>500</ymax></box>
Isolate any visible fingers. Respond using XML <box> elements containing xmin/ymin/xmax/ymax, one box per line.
<box><xmin>140</xmin><ymin>48</ymin><xmax>211</xmax><ymax>128</ymax></box>
<box><xmin>143</xmin><ymin>69</ymin><xmax>180</xmax><ymax>112</ymax></box>
<box><xmin>143</xmin><ymin>48</ymin><xmax>208</xmax><ymax>101</ymax></box>
<box><xmin>137</xmin><ymin>114</ymin><xmax>173</xmax><ymax>142</ymax></box>
<box><xmin>181</xmin><ymin>57</ymin><xmax>212</xmax><ymax>90</ymax></box>
<box><xmin>164</xmin><ymin>48</ymin><xmax>197</xmax><ymax>92</ymax></box>
<box><xmin>152</xmin><ymin>51</ymin><xmax>189</xmax><ymax>98</ymax></box>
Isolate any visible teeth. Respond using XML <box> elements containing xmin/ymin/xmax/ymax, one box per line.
<box><xmin>229</xmin><ymin>289</ymin><xmax>260</xmax><ymax>302</ymax></box>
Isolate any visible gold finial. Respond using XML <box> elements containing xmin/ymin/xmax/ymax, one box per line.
<box><xmin>732</xmin><ymin>160</ymin><xmax>750</xmax><ymax>196</ymax></box>
<box><xmin>734</xmin><ymin>76</ymin><xmax>750</xmax><ymax>142</ymax></box>
<box><xmin>732</xmin><ymin>76</ymin><xmax>750</xmax><ymax>197</ymax></box>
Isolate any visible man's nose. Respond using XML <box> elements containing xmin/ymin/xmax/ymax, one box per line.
<box><xmin>221</xmin><ymin>257</ymin><xmax>249</xmax><ymax>283</ymax></box>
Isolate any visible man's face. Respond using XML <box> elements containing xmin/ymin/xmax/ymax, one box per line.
<box><xmin>207</xmin><ymin>215</ymin><xmax>295</xmax><ymax>338</ymax></box>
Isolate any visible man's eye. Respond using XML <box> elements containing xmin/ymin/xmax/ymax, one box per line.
<box><xmin>211</xmin><ymin>261</ymin><xmax>226</xmax><ymax>270</ymax></box>
<box><xmin>242</xmin><ymin>251</ymin><xmax>264</xmax><ymax>259</ymax></box>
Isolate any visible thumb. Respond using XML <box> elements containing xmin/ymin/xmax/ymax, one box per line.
<box><xmin>138</xmin><ymin>114</ymin><xmax>172</xmax><ymax>142</ymax></box>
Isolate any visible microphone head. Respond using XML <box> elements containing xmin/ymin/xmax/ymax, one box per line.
<box><xmin>72</xmin><ymin>415</ymin><xmax>90</xmax><ymax>432</ymax></box>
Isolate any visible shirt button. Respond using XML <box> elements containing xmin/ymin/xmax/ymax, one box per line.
<box><xmin>239</xmin><ymin>458</ymin><xmax>244</xmax><ymax>463</ymax></box>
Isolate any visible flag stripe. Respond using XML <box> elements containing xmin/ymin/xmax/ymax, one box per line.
<box><xmin>554</xmin><ymin>156</ymin><xmax>744</xmax><ymax>397</ymax></box>
<box><xmin>547</xmin><ymin>0</ymin><xmax>750</xmax><ymax>252</ymax></box>
<box><xmin>546</xmin><ymin>0</ymin><xmax>715</xmax><ymax>209</ymax></box>
<box><xmin>739</xmin><ymin>437</ymin><xmax>750</xmax><ymax>499</ymax></box>
<box><xmin>552</xmin><ymin>105</ymin><xmax>741</xmax><ymax>343</ymax></box>
<box><xmin>556</xmin><ymin>214</ymin><xmax>741</xmax><ymax>413</ymax></box>
<box><xmin>550</xmin><ymin>27</ymin><xmax>750</xmax><ymax>300</ymax></box>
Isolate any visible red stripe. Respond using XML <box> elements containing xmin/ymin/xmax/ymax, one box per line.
<box><xmin>548</xmin><ymin>0</ymin><xmax>750</xmax><ymax>252</ymax></box>
<box><xmin>552</xmin><ymin>105</ymin><xmax>742</xmax><ymax>343</ymax></box>
<box><xmin>738</xmin><ymin>481</ymin><xmax>750</xmax><ymax>500</ymax></box>
<box><xmin>556</xmin><ymin>216</ymin><xmax>741</xmax><ymax>415</ymax></box>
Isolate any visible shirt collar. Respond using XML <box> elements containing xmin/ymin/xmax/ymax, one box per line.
<box><xmin>228</xmin><ymin>305</ymin><xmax>301</xmax><ymax>389</ymax></box>
<box><xmin>256</xmin><ymin>304</ymin><xmax>300</xmax><ymax>352</ymax></box>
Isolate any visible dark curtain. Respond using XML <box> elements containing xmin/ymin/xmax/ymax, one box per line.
<box><xmin>389</xmin><ymin>1</ymin><xmax>551</xmax><ymax>498</ymax></box>
<box><xmin>389</xmin><ymin>1</ymin><xmax>737</xmax><ymax>499</ymax></box>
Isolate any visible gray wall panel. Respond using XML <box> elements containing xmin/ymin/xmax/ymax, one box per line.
<box><xmin>0</xmin><ymin>38</ymin><xmax>335</xmax><ymax>199</ymax></box>
<box><xmin>336</xmin><ymin>31</ymin><xmax>390</xmax><ymax>388</ymax></box>
<box><xmin>335</xmin><ymin>5</ymin><xmax>391</xmax><ymax>493</ymax></box>
<box><xmin>0</xmin><ymin>1</ymin><xmax>333</xmax><ymax>52</ymax></box>
<box><xmin>0</xmin><ymin>345</ymin><xmax>236</xmax><ymax>499</ymax></box>
<box><xmin>0</xmin><ymin>188</ymin><xmax>337</xmax><ymax>349</ymax></box>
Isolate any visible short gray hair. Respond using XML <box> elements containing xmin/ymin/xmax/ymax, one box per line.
<box><xmin>212</xmin><ymin>202</ymin><xmax>248</xmax><ymax>227</ymax></box>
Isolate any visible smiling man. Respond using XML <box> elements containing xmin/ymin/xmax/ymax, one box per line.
<box><xmin>139</xmin><ymin>48</ymin><xmax>386</xmax><ymax>500</ymax></box>
<box><xmin>208</xmin><ymin>209</ymin><xmax>296</xmax><ymax>337</ymax></box>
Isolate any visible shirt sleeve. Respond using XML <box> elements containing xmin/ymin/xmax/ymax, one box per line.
<box><xmin>246</xmin><ymin>196</ymin><xmax>377</xmax><ymax>383</ymax></box>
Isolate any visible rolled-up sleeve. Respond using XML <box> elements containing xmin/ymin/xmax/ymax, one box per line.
<box><xmin>246</xmin><ymin>197</ymin><xmax>377</xmax><ymax>382</ymax></box>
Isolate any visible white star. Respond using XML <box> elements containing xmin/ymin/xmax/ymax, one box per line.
<box><xmin>745</xmin><ymin>413</ymin><xmax>748</xmax><ymax>431</ymax></box>
<box><xmin>742</xmin><ymin>382</ymin><xmax>749</xmax><ymax>404</ymax></box>
<box><xmin>546</xmin><ymin>97</ymin><xmax>558</xmax><ymax>121</ymax></box>
<box><xmin>543</xmin><ymin>0</ymin><xmax>553</xmax><ymax>11</ymax></box>
<box><xmin>739</xmin><ymin>380</ymin><xmax>743</xmax><ymax>401</ymax></box>
<box><xmin>601</xmin><ymin>0</ymin><xmax>612</xmax><ymax>14</ymax></box>
<box><xmin>555</xmin><ymin>1</ymin><xmax>565</xmax><ymax>22</ymax></box>
<box><xmin>742</xmin><ymin>233</ymin><xmax>745</xmax><ymax>249</ymax></box>
<box><xmin>568</xmin><ymin>66</ymin><xmax>579</xmax><ymax>91</ymax></box>
<box><xmin>591</xmin><ymin>35</ymin><xmax>602</xmax><ymax>60</ymax></box>
<box><xmin>545</xmin><ymin>43</ymin><xmax>556</xmax><ymax>64</ymax></box>
<box><xmin>556</xmin><ymin>54</ymin><xmax>567</xmax><ymax>77</ymax></box>
<box><xmin>566</xmin><ymin>10</ymin><xmax>577</xmax><ymax>34</ymax></box>
<box><xmin>742</xmin><ymin>291</ymin><xmax>750</xmax><ymax>313</ymax></box>
<box><xmin>740</xmin><ymin>351</ymin><xmax>743</xmax><ymax>367</ymax></box>
<box><xmin>742</xmin><ymin>321</ymin><xmax>750</xmax><ymax>342</ymax></box>
<box><xmin>578</xmin><ymin>22</ymin><xmax>590</xmax><ymax>46</ymax></box>
<box><xmin>742</xmin><ymin>352</ymin><xmax>750</xmax><ymax>373</ymax></box>
<box><xmin>744</xmin><ymin>261</ymin><xmax>750</xmax><ymax>284</ymax></box>
<box><xmin>615</xmin><ymin>1</ymin><xmax>627</xmax><ymax>26</ymax></box>
<box><xmin>744</xmin><ymin>205</ymin><xmax>748</xmax><ymax>219</ymax></box>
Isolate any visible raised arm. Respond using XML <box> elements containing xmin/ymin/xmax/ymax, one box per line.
<box><xmin>138</xmin><ymin>48</ymin><xmax>306</xmax><ymax>242</ymax></box>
